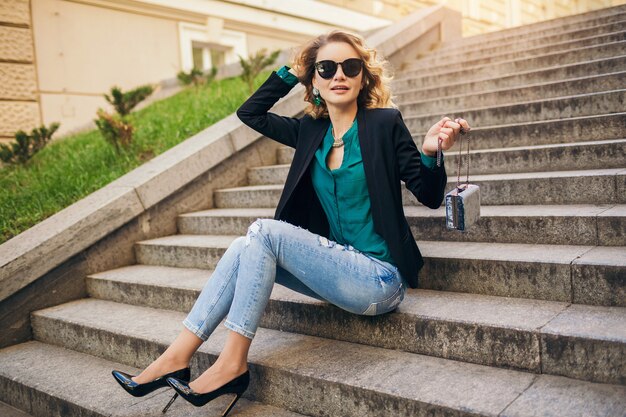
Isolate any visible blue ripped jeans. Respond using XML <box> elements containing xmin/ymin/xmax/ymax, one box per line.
<box><xmin>183</xmin><ymin>218</ymin><xmax>407</xmax><ymax>340</ymax></box>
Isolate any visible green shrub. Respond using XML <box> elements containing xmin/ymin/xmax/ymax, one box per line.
<box><xmin>238</xmin><ymin>48</ymin><xmax>280</xmax><ymax>94</ymax></box>
<box><xmin>177</xmin><ymin>66</ymin><xmax>218</xmax><ymax>87</ymax></box>
<box><xmin>95</xmin><ymin>84</ymin><xmax>154</xmax><ymax>152</ymax></box>
<box><xmin>0</xmin><ymin>122</ymin><xmax>60</xmax><ymax>165</ymax></box>
<box><xmin>94</xmin><ymin>109</ymin><xmax>134</xmax><ymax>154</ymax></box>
<box><xmin>104</xmin><ymin>84</ymin><xmax>155</xmax><ymax>116</ymax></box>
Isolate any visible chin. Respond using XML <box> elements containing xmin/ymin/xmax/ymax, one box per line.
<box><xmin>326</xmin><ymin>95</ymin><xmax>358</xmax><ymax>106</ymax></box>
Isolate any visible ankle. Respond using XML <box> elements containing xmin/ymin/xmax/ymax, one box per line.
<box><xmin>157</xmin><ymin>353</ymin><xmax>190</xmax><ymax>370</ymax></box>
<box><xmin>212</xmin><ymin>359</ymin><xmax>248</xmax><ymax>374</ymax></box>
<box><xmin>133</xmin><ymin>356</ymin><xmax>189</xmax><ymax>384</ymax></box>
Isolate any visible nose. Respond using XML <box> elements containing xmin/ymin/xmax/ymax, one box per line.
<box><xmin>333</xmin><ymin>64</ymin><xmax>347</xmax><ymax>79</ymax></box>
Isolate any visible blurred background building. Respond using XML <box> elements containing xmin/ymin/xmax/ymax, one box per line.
<box><xmin>1</xmin><ymin>0</ymin><xmax>625</xmax><ymax>141</ymax></box>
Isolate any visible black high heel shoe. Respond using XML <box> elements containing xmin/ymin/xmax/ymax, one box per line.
<box><xmin>112</xmin><ymin>367</ymin><xmax>190</xmax><ymax>413</ymax></box>
<box><xmin>166</xmin><ymin>369</ymin><xmax>250</xmax><ymax>417</ymax></box>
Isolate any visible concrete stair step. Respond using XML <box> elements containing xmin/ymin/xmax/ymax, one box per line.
<box><xmin>177</xmin><ymin>204</ymin><xmax>626</xmax><ymax>246</ymax></box>
<box><xmin>0</xmin><ymin>341</ymin><xmax>305</xmax><ymax>417</ymax></box>
<box><xmin>419</xmin><ymin>241</ymin><xmax>625</xmax><ymax>307</ymax></box>
<box><xmin>277</xmin><ymin>113</ymin><xmax>626</xmax><ymax>161</ymax></box>
<box><xmin>133</xmin><ymin>235</ymin><xmax>625</xmax><ymax>307</ymax></box>
<box><xmin>409</xmin><ymin>20</ymin><xmax>626</xmax><ymax>68</ymax></box>
<box><xmin>409</xmin><ymin>113</ymin><xmax>626</xmax><ymax>151</ymax></box>
<box><xmin>85</xmin><ymin>264</ymin><xmax>626</xmax><ymax>384</ymax></box>
<box><xmin>214</xmin><ymin>169</ymin><xmax>626</xmax><ymax>207</ymax></box>
<box><xmin>403</xmin><ymin>90</ymin><xmax>625</xmax><ymax>132</ymax></box>
<box><xmin>135</xmin><ymin>234</ymin><xmax>236</xmax><ymax>271</ymax></box>
<box><xmin>29</xmin><ymin>299</ymin><xmax>626</xmax><ymax>416</ymax></box>
<box><xmin>406</xmin><ymin>204</ymin><xmax>625</xmax><ymax>246</ymax></box>
<box><xmin>393</xmin><ymin>41</ymin><xmax>625</xmax><ymax>89</ymax></box>
<box><xmin>438</xmin><ymin>5</ymin><xmax>626</xmax><ymax>50</ymax></box>
<box><xmin>403</xmin><ymin>29</ymin><xmax>625</xmax><ymax>74</ymax></box>
<box><xmin>179</xmin><ymin>207</ymin><xmax>275</xmax><ymax>235</ymax></box>
<box><xmin>398</xmin><ymin>72</ymin><xmax>625</xmax><ymax>117</ymax></box>
<box><xmin>260</xmin><ymin>139</ymin><xmax>626</xmax><ymax>180</ymax></box>
<box><xmin>394</xmin><ymin>56</ymin><xmax>626</xmax><ymax>102</ymax></box>
<box><xmin>422</xmin><ymin>168</ymin><xmax>625</xmax><ymax>206</ymax></box>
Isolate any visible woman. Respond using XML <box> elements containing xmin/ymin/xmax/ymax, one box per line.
<box><xmin>112</xmin><ymin>29</ymin><xmax>470</xmax><ymax>416</ymax></box>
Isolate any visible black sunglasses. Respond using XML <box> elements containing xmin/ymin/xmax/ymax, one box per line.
<box><xmin>314</xmin><ymin>58</ymin><xmax>363</xmax><ymax>79</ymax></box>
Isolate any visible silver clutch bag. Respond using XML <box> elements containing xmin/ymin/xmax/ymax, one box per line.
<box><xmin>445</xmin><ymin>183</ymin><xmax>480</xmax><ymax>231</ymax></box>
<box><xmin>438</xmin><ymin>124</ymin><xmax>480</xmax><ymax>231</ymax></box>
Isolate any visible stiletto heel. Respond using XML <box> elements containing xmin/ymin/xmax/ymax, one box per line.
<box><xmin>161</xmin><ymin>393</ymin><xmax>179</xmax><ymax>414</ymax></box>
<box><xmin>221</xmin><ymin>393</ymin><xmax>243</xmax><ymax>417</ymax></box>
<box><xmin>166</xmin><ymin>369</ymin><xmax>250</xmax><ymax>416</ymax></box>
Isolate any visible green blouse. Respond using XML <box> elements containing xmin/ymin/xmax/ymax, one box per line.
<box><xmin>275</xmin><ymin>65</ymin><xmax>442</xmax><ymax>265</ymax></box>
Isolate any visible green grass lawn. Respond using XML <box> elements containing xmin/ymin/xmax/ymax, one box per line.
<box><xmin>0</xmin><ymin>70</ymin><xmax>273</xmax><ymax>245</ymax></box>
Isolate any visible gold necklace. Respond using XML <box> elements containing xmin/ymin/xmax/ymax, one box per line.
<box><xmin>331</xmin><ymin>119</ymin><xmax>355</xmax><ymax>148</ymax></box>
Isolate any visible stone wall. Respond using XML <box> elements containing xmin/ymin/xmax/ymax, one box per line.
<box><xmin>0</xmin><ymin>0</ymin><xmax>40</xmax><ymax>145</ymax></box>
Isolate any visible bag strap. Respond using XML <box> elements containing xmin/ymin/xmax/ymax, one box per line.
<box><xmin>436</xmin><ymin>119</ymin><xmax>470</xmax><ymax>191</ymax></box>
<box><xmin>455</xmin><ymin>124</ymin><xmax>470</xmax><ymax>191</ymax></box>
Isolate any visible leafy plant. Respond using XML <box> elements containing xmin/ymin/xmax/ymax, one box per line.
<box><xmin>177</xmin><ymin>67</ymin><xmax>203</xmax><ymax>86</ymax></box>
<box><xmin>94</xmin><ymin>109</ymin><xmax>134</xmax><ymax>154</ymax></box>
<box><xmin>95</xmin><ymin>84</ymin><xmax>153</xmax><ymax>152</ymax></box>
<box><xmin>177</xmin><ymin>66</ymin><xmax>218</xmax><ymax>87</ymax></box>
<box><xmin>238</xmin><ymin>48</ymin><xmax>281</xmax><ymax>94</ymax></box>
<box><xmin>204</xmin><ymin>66</ymin><xmax>218</xmax><ymax>85</ymax></box>
<box><xmin>104</xmin><ymin>84</ymin><xmax>155</xmax><ymax>116</ymax></box>
<box><xmin>0</xmin><ymin>122</ymin><xmax>60</xmax><ymax>164</ymax></box>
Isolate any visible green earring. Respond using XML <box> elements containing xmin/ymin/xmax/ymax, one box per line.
<box><xmin>313</xmin><ymin>87</ymin><xmax>321</xmax><ymax>106</ymax></box>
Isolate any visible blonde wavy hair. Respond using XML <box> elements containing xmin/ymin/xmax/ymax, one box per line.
<box><xmin>289</xmin><ymin>29</ymin><xmax>397</xmax><ymax>119</ymax></box>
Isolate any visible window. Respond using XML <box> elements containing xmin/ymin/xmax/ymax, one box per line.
<box><xmin>192</xmin><ymin>43</ymin><xmax>226</xmax><ymax>70</ymax></box>
<box><xmin>192</xmin><ymin>46</ymin><xmax>204</xmax><ymax>70</ymax></box>
<box><xmin>179</xmin><ymin>22</ymin><xmax>246</xmax><ymax>73</ymax></box>
<box><xmin>210</xmin><ymin>49</ymin><xmax>225</xmax><ymax>68</ymax></box>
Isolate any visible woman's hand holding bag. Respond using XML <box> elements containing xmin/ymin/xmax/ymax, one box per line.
<box><xmin>422</xmin><ymin>116</ymin><xmax>471</xmax><ymax>157</ymax></box>
<box><xmin>423</xmin><ymin>116</ymin><xmax>479</xmax><ymax>232</ymax></box>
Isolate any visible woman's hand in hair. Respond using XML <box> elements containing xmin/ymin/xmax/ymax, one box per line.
<box><xmin>422</xmin><ymin>116</ymin><xmax>471</xmax><ymax>157</ymax></box>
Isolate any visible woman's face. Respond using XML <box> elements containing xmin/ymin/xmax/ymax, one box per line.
<box><xmin>312</xmin><ymin>41</ymin><xmax>364</xmax><ymax>109</ymax></box>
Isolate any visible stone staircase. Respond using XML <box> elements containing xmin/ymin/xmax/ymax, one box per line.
<box><xmin>1</xmin><ymin>5</ymin><xmax>625</xmax><ymax>417</ymax></box>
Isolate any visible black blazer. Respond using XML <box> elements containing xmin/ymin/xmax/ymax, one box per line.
<box><xmin>236</xmin><ymin>71</ymin><xmax>447</xmax><ymax>288</ymax></box>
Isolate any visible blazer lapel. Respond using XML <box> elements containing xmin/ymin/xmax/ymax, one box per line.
<box><xmin>289</xmin><ymin>116</ymin><xmax>330</xmax><ymax>190</ymax></box>
<box><xmin>274</xmin><ymin>115</ymin><xmax>328</xmax><ymax>220</ymax></box>
<box><xmin>356</xmin><ymin>105</ymin><xmax>374</xmax><ymax>191</ymax></box>
<box><xmin>356</xmin><ymin>105</ymin><xmax>369</xmax><ymax>166</ymax></box>
<box><xmin>356</xmin><ymin>106</ymin><xmax>383</xmax><ymax>236</ymax></box>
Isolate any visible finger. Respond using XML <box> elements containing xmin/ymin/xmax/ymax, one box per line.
<box><xmin>444</xmin><ymin>125</ymin><xmax>461</xmax><ymax>139</ymax></box>
<box><xmin>444</xmin><ymin>134</ymin><xmax>456</xmax><ymax>150</ymax></box>
<box><xmin>443</xmin><ymin>120</ymin><xmax>460</xmax><ymax>129</ymax></box>
<box><xmin>443</xmin><ymin>122</ymin><xmax>461</xmax><ymax>137</ymax></box>
<box><xmin>438</xmin><ymin>131</ymin><xmax>449</xmax><ymax>141</ymax></box>
<box><xmin>441</xmin><ymin>127</ymin><xmax>454</xmax><ymax>136</ymax></box>
<box><xmin>457</xmin><ymin>118</ymin><xmax>471</xmax><ymax>132</ymax></box>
